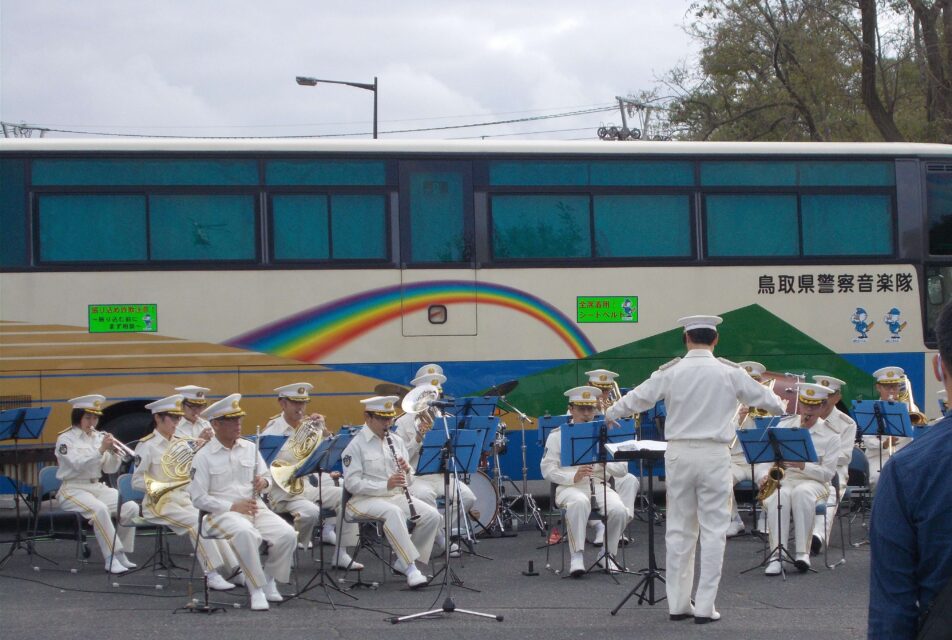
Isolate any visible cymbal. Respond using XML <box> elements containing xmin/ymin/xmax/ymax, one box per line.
<box><xmin>485</xmin><ymin>379</ymin><xmax>519</xmax><ymax>397</ymax></box>
<box><xmin>374</xmin><ymin>383</ymin><xmax>411</xmax><ymax>398</ymax></box>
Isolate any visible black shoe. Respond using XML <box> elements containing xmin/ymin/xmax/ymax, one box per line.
<box><xmin>695</xmin><ymin>616</ymin><xmax>720</xmax><ymax>625</ymax></box>
<box><xmin>669</xmin><ymin>613</ymin><xmax>693</xmax><ymax>621</ymax></box>
<box><xmin>794</xmin><ymin>558</ymin><xmax>811</xmax><ymax>573</ymax></box>
<box><xmin>810</xmin><ymin>535</ymin><xmax>822</xmax><ymax>557</ymax></box>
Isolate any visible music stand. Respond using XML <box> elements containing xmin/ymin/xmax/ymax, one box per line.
<box><xmin>560</xmin><ymin>420</ymin><xmax>628</xmax><ymax>582</ymax></box>
<box><xmin>739</xmin><ymin>422</ymin><xmax>818</xmax><ymax>579</ymax></box>
<box><xmin>610</xmin><ymin>445</ymin><xmax>666</xmax><ymax>613</ymax></box>
<box><xmin>243</xmin><ymin>435</ymin><xmax>287</xmax><ymax>466</ymax></box>
<box><xmin>0</xmin><ymin>407</ymin><xmax>52</xmax><ymax>569</ymax></box>
<box><xmin>451</xmin><ymin>415</ymin><xmax>498</xmax><ymax>546</ymax></box>
<box><xmin>452</xmin><ymin>397</ymin><xmax>499</xmax><ymax>419</ymax></box>
<box><xmin>283</xmin><ymin>432</ymin><xmax>357</xmax><ymax>607</ymax></box>
<box><xmin>392</xmin><ymin>426</ymin><xmax>502</xmax><ymax>623</ymax></box>
<box><xmin>852</xmin><ymin>400</ymin><xmax>913</xmax><ymax>479</ymax></box>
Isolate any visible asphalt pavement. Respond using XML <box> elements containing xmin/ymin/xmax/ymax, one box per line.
<box><xmin>0</xmin><ymin>504</ymin><xmax>870</xmax><ymax>640</ymax></box>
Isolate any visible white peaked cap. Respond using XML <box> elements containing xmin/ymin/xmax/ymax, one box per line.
<box><xmin>677</xmin><ymin>315</ymin><xmax>723</xmax><ymax>332</ymax></box>
<box><xmin>145</xmin><ymin>394</ymin><xmax>185</xmax><ymax>416</ymax></box>
<box><xmin>202</xmin><ymin>393</ymin><xmax>246</xmax><ymax>420</ymax></box>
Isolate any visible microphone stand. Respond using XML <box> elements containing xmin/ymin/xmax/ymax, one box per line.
<box><xmin>494</xmin><ymin>395</ymin><xmax>544</xmax><ymax>532</ymax></box>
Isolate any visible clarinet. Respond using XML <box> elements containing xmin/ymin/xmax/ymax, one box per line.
<box><xmin>385</xmin><ymin>432</ymin><xmax>422</xmax><ymax>533</ymax></box>
<box><xmin>590</xmin><ymin>473</ymin><xmax>601</xmax><ymax>514</ymax></box>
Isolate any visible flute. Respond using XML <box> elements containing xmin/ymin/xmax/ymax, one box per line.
<box><xmin>385</xmin><ymin>432</ymin><xmax>421</xmax><ymax>533</ymax></box>
<box><xmin>252</xmin><ymin>425</ymin><xmax>261</xmax><ymax>523</ymax></box>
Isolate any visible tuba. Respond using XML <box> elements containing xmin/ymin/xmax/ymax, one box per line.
<box><xmin>145</xmin><ymin>437</ymin><xmax>200</xmax><ymax>512</ymax></box>
<box><xmin>271</xmin><ymin>416</ymin><xmax>327</xmax><ymax>495</ymax></box>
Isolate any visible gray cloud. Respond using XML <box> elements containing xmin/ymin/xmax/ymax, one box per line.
<box><xmin>0</xmin><ymin>1</ymin><xmax>694</xmax><ymax>139</ymax></box>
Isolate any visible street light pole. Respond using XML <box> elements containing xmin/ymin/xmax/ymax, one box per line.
<box><xmin>295</xmin><ymin>75</ymin><xmax>378</xmax><ymax>139</ymax></box>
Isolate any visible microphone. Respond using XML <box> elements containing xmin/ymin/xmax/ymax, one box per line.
<box><xmin>429</xmin><ymin>397</ymin><xmax>456</xmax><ymax>408</ymax></box>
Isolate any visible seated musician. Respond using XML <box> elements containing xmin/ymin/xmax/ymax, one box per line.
<box><xmin>188</xmin><ymin>394</ymin><xmax>296</xmax><ymax>611</ymax></box>
<box><xmin>757</xmin><ymin>383</ymin><xmax>839</xmax><ymax>575</ymax></box>
<box><xmin>394</xmin><ymin>370</ymin><xmax>476</xmax><ymax>556</ymax></box>
<box><xmin>809</xmin><ymin>375</ymin><xmax>857</xmax><ymax>555</ymax></box>
<box><xmin>541</xmin><ymin>386</ymin><xmax>629</xmax><ymax>577</ymax></box>
<box><xmin>173</xmin><ymin>385</ymin><xmax>214</xmax><ymax>443</ymax></box>
<box><xmin>132</xmin><ymin>394</ymin><xmax>238</xmax><ymax>591</ymax></box>
<box><xmin>864</xmin><ymin>367</ymin><xmax>918</xmax><ymax>491</ymax></box>
<box><xmin>261</xmin><ymin>382</ymin><xmax>361</xmax><ymax>570</ymax></box>
<box><xmin>342</xmin><ymin>396</ymin><xmax>441</xmax><ymax>589</ymax></box>
<box><xmin>726</xmin><ymin>361</ymin><xmax>769</xmax><ymax>537</ymax></box>
<box><xmin>54</xmin><ymin>394</ymin><xmax>139</xmax><ymax>575</ymax></box>
<box><xmin>586</xmin><ymin>369</ymin><xmax>638</xmax><ymax>544</ymax></box>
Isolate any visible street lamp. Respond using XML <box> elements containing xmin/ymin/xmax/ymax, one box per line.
<box><xmin>295</xmin><ymin>75</ymin><xmax>378</xmax><ymax>139</ymax></box>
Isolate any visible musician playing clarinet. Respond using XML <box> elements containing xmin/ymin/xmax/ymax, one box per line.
<box><xmin>189</xmin><ymin>394</ymin><xmax>296</xmax><ymax>611</ymax></box>
<box><xmin>605</xmin><ymin>316</ymin><xmax>785</xmax><ymax>625</ymax></box>
<box><xmin>341</xmin><ymin>396</ymin><xmax>441</xmax><ymax>589</ymax></box>
<box><xmin>541</xmin><ymin>386</ymin><xmax>629</xmax><ymax>577</ymax></box>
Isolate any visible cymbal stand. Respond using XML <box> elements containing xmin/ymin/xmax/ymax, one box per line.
<box><xmin>493</xmin><ymin>397</ymin><xmax>544</xmax><ymax>532</ymax></box>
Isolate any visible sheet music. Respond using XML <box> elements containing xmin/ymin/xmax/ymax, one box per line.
<box><xmin>605</xmin><ymin>439</ymin><xmax>667</xmax><ymax>454</ymax></box>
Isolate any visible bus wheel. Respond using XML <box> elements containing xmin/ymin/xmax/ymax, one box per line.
<box><xmin>100</xmin><ymin>411</ymin><xmax>152</xmax><ymax>446</ymax></box>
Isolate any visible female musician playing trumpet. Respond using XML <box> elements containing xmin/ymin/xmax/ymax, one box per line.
<box><xmin>342</xmin><ymin>396</ymin><xmax>441</xmax><ymax>589</ymax></box>
<box><xmin>131</xmin><ymin>394</ymin><xmax>239</xmax><ymax>590</ymax></box>
<box><xmin>864</xmin><ymin>367</ymin><xmax>919</xmax><ymax>491</ymax></box>
<box><xmin>54</xmin><ymin>395</ymin><xmax>139</xmax><ymax>574</ymax></box>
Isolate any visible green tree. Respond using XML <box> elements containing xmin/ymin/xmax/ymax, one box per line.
<box><xmin>665</xmin><ymin>1</ymin><xmax>940</xmax><ymax>141</ymax></box>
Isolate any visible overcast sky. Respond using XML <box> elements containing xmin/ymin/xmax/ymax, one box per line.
<box><xmin>0</xmin><ymin>1</ymin><xmax>696</xmax><ymax>140</ymax></box>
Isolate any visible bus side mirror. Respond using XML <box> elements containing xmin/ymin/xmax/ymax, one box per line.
<box><xmin>928</xmin><ymin>274</ymin><xmax>945</xmax><ymax>306</ymax></box>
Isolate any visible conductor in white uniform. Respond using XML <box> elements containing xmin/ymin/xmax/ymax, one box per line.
<box><xmin>605</xmin><ymin>315</ymin><xmax>785</xmax><ymax>624</ymax></box>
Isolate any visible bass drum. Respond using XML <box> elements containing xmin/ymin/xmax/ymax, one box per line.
<box><xmin>467</xmin><ymin>471</ymin><xmax>499</xmax><ymax>534</ymax></box>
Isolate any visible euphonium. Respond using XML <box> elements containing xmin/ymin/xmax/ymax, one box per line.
<box><xmin>897</xmin><ymin>376</ymin><xmax>928</xmax><ymax>426</ymax></box>
<box><xmin>756</xmin><ymin>463</ymin><xmax>785</xmax><ymax>502</ymax></box>
<box><xmin>595</xmin><ymin>380</ymin><xmax>624</xmax><ymax>416</ymax></box>
<box><xmin>401</xmin><ymin>385</ymin><xmax>440</xmax><ymax>436</ymax></box>
<box><xmin>145</xmin><ymin>437</ymin><xmax>200</xmax><ymax>512</ymax></box>
<box><xmin>271</xmin><ymin>415</ymin><xmax>326</xmax><ymax>495</ymax></box>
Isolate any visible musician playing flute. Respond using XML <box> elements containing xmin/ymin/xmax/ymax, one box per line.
<box><xmin>605</xmin><ymin>316</ymin><xmax>785</xmax><ymax>624</ymax></box>
<box><xmin>54</xmin><ymin>394</ymin><xmax>138</xmax><ymax>574</ymax></box>
<box><xmin>540</xmin><ymin>386</ymin><xmax>629</xmax><ymax>577</ymax></box>
<box><xmin>341</xmin><ymin>396</ymin><xmax>441</xmax><ymax>589</ymax></box>
<box><xmin>261</xmin><ymin>382</ymin><xmax>361</xmax><ymax>570</ymax></box>
<box><xmin>132</xmin><ymin>394</ymin><xmax>239</xmax><ymax>591</ymax></box>
<box><xmin>189</xmin><ymin>394</ymin><xmax>296</xmax><ymax>611</ymax></box>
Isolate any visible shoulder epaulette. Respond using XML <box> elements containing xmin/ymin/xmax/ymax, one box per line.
<box><xmin>138</xmin><ymin>432</ymin><xmax>156</xmax><ymax>442</ymax></box>
<box><xmin>658</xmin><ymin>357</ymin><xmax>681</xmax><ymax>371</ymax></box>
<box><xmin>717</xmin><ymin>357</ymin><xmax>740</xmax><ymax>368</ymax></box>
<box><xmin>57</xmin><ymin>426</ymin><xmax>72</xmax><ymax>435</ymax></box>
<box><xmin>268</xmin><ymin>413</ymin><xmax>281</xmax><ymax>421</ymax></box>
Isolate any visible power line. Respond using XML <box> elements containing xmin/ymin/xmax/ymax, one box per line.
<box><xmin>18</xmin><ymin>106</ymin><xmax>615</xmax><ymax>139</ymax></box>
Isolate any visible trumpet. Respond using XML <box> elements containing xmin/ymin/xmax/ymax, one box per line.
<box><xmin>97</xmin><ymin>430</ymin><xmax>135</xmax><ymax>459</ymax></box>
<box><xmin>385</xmin><ymin>432</ymin><xmax>421</xmax><ymax>533</ymax></box>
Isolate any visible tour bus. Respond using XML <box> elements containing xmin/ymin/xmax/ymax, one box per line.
<box><xmin>2</xmin><ymin>138</ymin><xmax>952</xmax><ymax>483</ymax></box>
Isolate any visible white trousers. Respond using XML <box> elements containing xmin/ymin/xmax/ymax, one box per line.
<box><xmin>409</xmin><ymin>474</ymin><xmax>477</xmax><ymax>531</ymax></box>
<box><xmin>58</xmin><ymin>481</ymin><xmax>137</xmax><ymax>560</ymax></box>
<box><xmin>271</xmin><ymin>483</ymin><xmax>358</xmax><ymax>550</ymax></box>
<box><xmin>730</xmin><ymin>463</ymin><xmax>753</xmax><ymax>521</ymax></box>
<box><xmin>612</xmin><ymin>473</ymin><xmax>638</xmax><ymax>520</ymax></box>
<box><xmin>762</xmin><ymin>478</ymin><xmax>828</xmax><ymax>556</ymax></box>
<box><xmin>812</xmin><ymin>469</ymin><xmax>846</xmax><ymax>543</ymax></box>
<box><xmin>346</xmin><ymin>492</ymin><xmax>441</xmax><ymax>566</ymax></box>
<box><xmin>204</xmin><ymin>500</ymin><xmax>296</xmax><ymax>588</ymax></box>
<box><xmin>142</xmin><ymin>491</ymin><xmax>238</xmax><ymax>573</ymax></box>
<box><xmin>556</xmin><ymin>482</ymin><xmax>627</xmax><ymax>556</ymax></box>
<box><xmin>664</xmin><ymin>440</ymin><xmax>731</xmax><ymax>619</ymax></box>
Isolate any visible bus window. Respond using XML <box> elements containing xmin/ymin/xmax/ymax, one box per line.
<box><xmin>406</xmin><ymin>167</ymin><xmax>470</xmax><ymax>263</ymax></box>
<box><xmin>149</xmin><ymin>195</ymin><xmax>256</xmax><ymax>261</ymax></box>
<box><xmin>927</xmin><ymin>167</ymin><xmax>952</xmax><ymax>255</ymax></box>
<box><xmin>801</xmin><ymin>195</ymin><xmax>893</xmax><ymax>256</ymax></box>
<box><xmin>0</xmin><ymin>158</ymin><xmax>27</xmax><ymax>267</ymax></box>
<box><xmin>593</xmin><ymin>195</ymin><xmax>692</xmax><ymax>258</ymax></box>
<box><xmin>330</xmin><ymin>194</ymin><xmax>387</xmax><ymax>260</ymax></box>
<box><xmin>705</xmin><ymin>194</ymin><xmax>798</xmax><ymax>257</ymax></box>
<box><xmin>271</xmin><ymin>195</ymin><xmax>330</xmax><ymax>260</ymax></box>
<box><xmin>491</xmin><ymin>194</ymin><xmax>590</xmax><ymax>259</ymax></box>
<box><xmin>925</xmin><ymin>265</ymin><xmax>952</xmax><ymax>346</ymax></box>
<box><xmin>38</xmin><ymin>194</ymin><xmax>147</xmax><ymax>263</ymax></box>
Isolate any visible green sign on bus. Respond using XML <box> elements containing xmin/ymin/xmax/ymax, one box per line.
<box><xmin>88</xmin><ymin>304</ymin><xmax>157</xmax><ymax>333</ymax></box>
<box><xmin>577</xmin><ymin>296</ymin><xmax>638</xmax><ymax>323</ymax></box>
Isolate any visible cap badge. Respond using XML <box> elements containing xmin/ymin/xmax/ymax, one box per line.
<box><xmin>297</xmin><ymin>387</ymin><xmax>306</xmax><ymax>395</ymax></box>
<box><xmin>385</xmin><ymin>402</ymin><xmax>393</xmax><ymax>409</ymax></box>
<box><xmin>582</xmin><ymin>391</ymin><xmax>591</xmax><ymax>399</ymax></box>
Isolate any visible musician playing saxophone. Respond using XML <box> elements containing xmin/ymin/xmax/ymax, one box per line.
<box><xmin>261</xmin><ymin>383</ymin><xmax>361</xmax><ymax>570</ymax></box>
<box><xmin>342</xmin><ymin>396</ymin><xmax>441</xmax><ymax>589</ymax></box>
<box><xmin>393</xmin><ymin>370</ymin><xmax>476</xmax><ymax>556</ymax></box>
<box><xmin>132</xmin><ymin>394</ymin><xmax>239</xmax><ymax>591</ymax></box>
<box><xmin>189</xmin><ymin>394</ymin><xmax>296</xmax><ymax>611</ymax></box>
<box><xmin>863</xmin><ymin>367</ymin><xmax>917</xmax><ymax>491</ymax></box>
<box><xmin>540</xmin><ymin>386</ymin><xmax>629</xmax><ymax>577</ymax></box>
<box><xmin>54</xmin><ymin>394</ymin><xmax>139</xmax><ymax>574</ymax></box>
<box><xmin>726</xmin><ymin>361</ymin><xmax>771</xmax><ymax>537</ymax></box>
<box><xmin>755</xmin><ymin>383</ymin><xmax>840</xmax><ymax>575</ymax></box>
